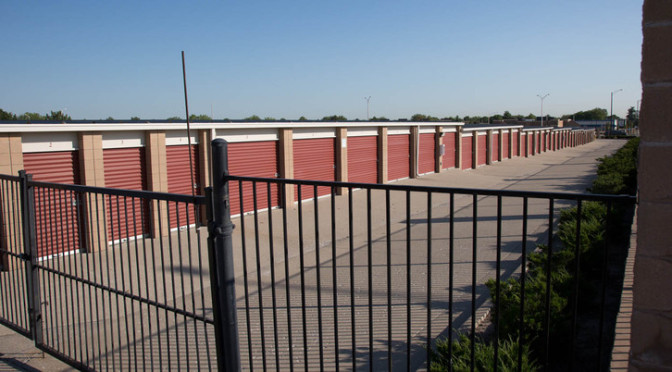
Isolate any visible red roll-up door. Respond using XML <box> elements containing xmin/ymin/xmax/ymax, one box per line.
<box><xmin>461</xmin><ymin>136</ymin><xmax>473</xmax><ymax>169</ymax></box>
<box><xmin>228</xmin><ymin>141</ymin><xmax>279</xmax><ymax>215</ymax></box>
<box><xmin>419</xmin><ymin>133</ymin><xmax>435</xmax><ymax>174</ymax></box>
<box><xmin>347</xmin><ymin>136</ymin><xmax>378</xmax><ymax>184</ymax></box>
<box><xmin>388</xmin><ymin>134</ymin><xmax>410</xmax><ymax>181</ymax></box>
<box><xmin>23</xmin><ymin>151</ymin><xmax>81</xmax><ymax>257</ymax></box>
<box><xmin>502</xmin><ymin>132</ymin><xmax>509</xmax><ymax>159</ymax></box>
<box><xmin>492</xmin><ymin>133</ymin><xmax>500</xmax><ymax>162</ymax></box>
<box><xmin>477</xmin><ymin>134</ymin><xmax>487</xmax><ymax>166</ymax></box>
<box><xmin>442</xmin><ymin>132</ymin><xmax>457</xmax><ymax>169</ymax></box>
<box><xmin>103</xmin><ymin>147</ymin><xmax>149</xmax><ymax>242</ymax></box>
<box><xmin>294</xmin><ymin>138</ymin><xmax>335</xmax><ymax>201</ymax></box>
<box><xmin>166</xmin><ymin>144</ymin><xmax>200</xmax><ymax>228</ymax></box>
<box><xmin>512</xmin><ymin>132</ymin><xmax>519</xmax><ymax>157</ymax></box>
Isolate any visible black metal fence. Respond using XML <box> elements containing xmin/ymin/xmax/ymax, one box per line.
<box><xmin>0</xmin><ymin>139</ymin><xmax>636</xmax><ymax>371</ymax></box>
<box><xmin>0</xmin><ymin>170</ymin><xmax>233</xmax><ymax>371</ymax></box>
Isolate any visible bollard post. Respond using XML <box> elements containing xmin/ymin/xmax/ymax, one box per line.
<box><xmin>207</xmin><ymin>139</ymin><xmax>241</xmax><ymax>372</ymax></box>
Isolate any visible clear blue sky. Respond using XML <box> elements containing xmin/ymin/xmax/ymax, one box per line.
<box><xmin>1</xmin><ymin>1</ymin><xmax>643</xmax><ymax>120</ymax></box>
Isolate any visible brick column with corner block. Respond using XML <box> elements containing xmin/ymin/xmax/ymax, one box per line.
<box><xmin>145</xmin><ymin>131</ymin><xmax>169</xmax><ymax>237</ymax></box>
<box><xmin>378</xmin><ymin>127</ymin><xmax>388</xmax><ymax>184</ymax></box>
<box><xmin>0</xmin><ymin>134</ymin><xmax>24</xmax><ymax>271</ymax></box>
<box><xmin>279</xmin><ymin>128</ymin><xmax>294</xmax><ymax>208</ymax></box>
<box><xmin>435</xmin><ymin>126</ymin><xmax>443</xmax><ymax>173</ymax></box>
<box><xmin>78</xmin><ymin>132</ymin><xmax>107</xmax><ymax>252</ymax></box>
<box><xmin>472</xmin><ymin>131</ymin><xmax>478</xmax><ymax>168</ymax></box>
<box><xmin>631</xmin><ymin>1</ymin><xmax>672</xmax><ymax>369</ymax></box>
<box><xmin>198</xmin><ymin>129</ymin><xmax>211</xmax><ymax>224</ymax></box>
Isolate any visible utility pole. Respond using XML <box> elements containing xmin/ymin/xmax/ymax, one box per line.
<box><xmin>610</xmin><ymin>89</ymin><xmax>623</xmax><ymax>135</ymax></box>
<box><xmin>537</xmin><ymin>94</ymin><xmax>549</xmax><ymax>126</ymax></box>
<box><xmin>365</xmin><ymin>96</ymin><xmax>371</xmax><ymax>121</ymax></box>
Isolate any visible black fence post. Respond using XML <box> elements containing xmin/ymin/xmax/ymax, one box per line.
<box><xmin>207</xmin><ymin>139</ymin><xmax>241</xmax><ymax>372</ymax></box>
<box><xmin>18</xmin><ymin>170</ymin><xmax>43</xmax><ymax>345</ymax></box>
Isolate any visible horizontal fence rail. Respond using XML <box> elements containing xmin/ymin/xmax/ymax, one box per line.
<box><xmin>224</xmin><ymin>174</ymin><xmax>635</xmax><ymax>371</ymax></box>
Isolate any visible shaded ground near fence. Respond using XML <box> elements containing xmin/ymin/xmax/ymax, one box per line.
<box><xmin>0</xmin><ymin>139</ymin><xmax>628</xmax><ymax>371</ymax></box>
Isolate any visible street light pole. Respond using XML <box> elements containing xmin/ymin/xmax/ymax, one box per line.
<box><xmin>537</xmin><ymin>94</ymin><xmax>549</xmax><ymax>126</ymax></box>
<box><xmin>610</xmin><ymin>89</ymin><xmax>623</xmax><ymax>135</ymax></box>
<box><xmin>365</xmin><ymin>96</ymin><xmax>371</xmax><ymax>121</ymax></box>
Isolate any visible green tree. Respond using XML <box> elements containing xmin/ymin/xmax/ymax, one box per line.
<box><xmin>503</xmin><ymin>111</ymin><xmax>513</xmax><ymax>119</ymax></box>
<box><xmin>298</xmin><ymin>116</ymin><xmax>308</xmax><ymax>121</ymax></box>
<box><xmin>45</xmin><ymin>110</ymin><xmax>71</xmax><ymax>121</ymax></box>
<box><xmin>626</xmin><ymin>106</ymin><xmax>638</xmax><ymax>127</ymax></box>
<box><xmin>263</xmin><ymin>117</ymin><xmax>276</xmax><ymax>121</ymax></box>
<box><xmin>526</xmin><ymin>113</ymin><xmax>536</xmax><ymax>119</ymax></box>
<box><xmin>370</xmin><ymin>116</ymin><xmax>390</xmax><ymax>121</ymax></box>
<box><xmin>166</xmin><ymin>116</ymin><xmax>182</xmax><ymax>121</ymax></box>
<box><xmin>105</xmin><ymin>116</ymin><xmax>114</xmax><ymax>120</ymax></box>
<box><xmin>573</xmin><ymin>108</ymin><xmax>608</xmax><ymax>121</ymax></box>
<box><xmin>18</xmin><ymin>112</ymin><xmax>45</xmax><ymax>121</ymax></box>
<box><xmin>189</xmin><ymin>114</ymin><xmax>212</xmax><ymax>121</ymax></box>
<box><xmin>322</xmin><ymin>115</ymin><xmax>347</xmax><ymax>121</ymax></box>
<box><xmin>243</xmin><ymin>115</ymin><xmax>261</xmax><ymax>121</ymax></box>
<box><xmin>0</xmin><ymin>109</ymin><xmax>16</xmax><ymax>120</ymax></box>
<box><xmin>131</xmin><ymin>116</ymin><xmax>141</xmax><ymax>121</ymax></box>
<box><xmin>411</xmin><ymin>113</ymin><xmax>439</xmax><ymax>121</ymax></box>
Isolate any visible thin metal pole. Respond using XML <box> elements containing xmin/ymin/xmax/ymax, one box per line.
<box><xmin>209</xmin><ymin>139</ymin><xmax>241</xmax><ymax>372</ymax></box>
<box><xmin>182</xmin><ymin>51</ymin><xmax>196</xmax><ymax>198</ymax></box>
<box><xmin>537</xmin><ymin>94</ymin><xmax>549</xmax><ymax>127</ymax></box>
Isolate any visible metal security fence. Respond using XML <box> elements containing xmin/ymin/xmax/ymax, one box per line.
<box><xmin>0</xmin><ymin>168</ymin><xmax>239</xmax><ymax>371</ymax></box>
<box><xmin>0</xmin><ymin>139</ymin><xmax>635</xmax><ymax>371</ymax></box>
<box><xmin>217</xmin><ymin>145</ymin><xmax>635</xmax><ymax>370</ymax></box>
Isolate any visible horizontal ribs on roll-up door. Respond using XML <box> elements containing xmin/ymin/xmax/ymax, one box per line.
<box><xmin>418</xmin><ymin>132</ymin><xmax>435</xmax><ymax>175</ymax></box>
<box><xmin>227</xmin><ymin>140</ymin><xmax>279</xmax><ymax>215</ymax></box>
<box><xmin>461</xmin><ymin>134</ymin><xmax>473</xmax><ymax>169</ymax></box>
<box><xmin>293</xmin><ymin>137</ymin><xmax>335</xmax><ymax>201</ymax></box>
<box><xmin>442</xmin><ymin>131</ymin><xmax>457</xmax><ymax>169</ymax></box>
<box><xmin>23</xmin><ymin>151</ymin><xmax>81</xmax><ymax>257</ymax></box>
<box><xmin>387</xmin><ymin>133</ymin><xmax>410</xmax><ymax>181</ymax></box>
<box><xmin>347</xmin><ymin>135</ymin><xmax>378</xmax><ymax>184</ymax></box>
<box><xmin>103</xmin><ymin>147</ymin><xmax>150</xmax><ymax>242</ymax></box>
<box><xmin>166</xmin><ymin>144</ymin><xmax>200</xmax><ymax>228</ymax></box>
<box><xmin>477</xmin><ymin>133</ymin><xmax>487</xmax><ymax>166</ymax></box>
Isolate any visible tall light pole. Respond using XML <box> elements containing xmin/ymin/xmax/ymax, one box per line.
<box><xmin>610</xmin><ymin>89</ymin><xmax>623</xmax><ymax>134</ymax></box>
<box><xmin>364</xmin><ymin>96</ymin><xmax>371</xmax><ymax>120</ymax></box>
<box><xmin>537</xmin><ymin>93</ymin><xmax>549</xmax><ymax>126</ymax></box>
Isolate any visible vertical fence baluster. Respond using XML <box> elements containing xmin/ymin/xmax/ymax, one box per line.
<box><xmin>314</xmin><ymin>185</ymin><xmax>324</xmax><ymax>372</ymax></box>
<box><xmin>267</xmin><ymin>183</ymin><xmax>280</xmax><ymax>370</ymax></box>
<box><xmin>406</xmin><ymin>190</ymin><xmax>412</xmax><ymax>372</ymax></box>
<box><xmin>427</xmin><ymin>192</ymin><xmax>433</xmax><ymax>367</ymax></box>
<box><xmin>331</xmin><ymin>185</ymin><xmax>339</xmax><ymax>371</ymax></box>
<box><xmin>282</xmin><ymin>181</ymin><xmax>294</xmax><ymax>372</ymax></box>
<box><xmin>386</xmin><ymin>189</ymin><xmax>392</xmax><ymax>371</ymax></box>
<box><xmin>238</xmin><ymin>181</ymin><xmax>253</xmax><ymax>370</ymax></box>
<box><xmin>348</xmin><ymin>187</ymin><xmax>356</xmax><ymax>371</ymax></box>
<box><xmin>252</xmin><ymin>182</ymin><xmax>268</xmax><ymax>372</ymax></box>
<box><xmin>519</xmin><ymin>197</ymin><xmax>529</xmax><ymax>372</ymax></box>
<box><xmin>570</xmin><ymin>200</ymin><xmax>583</xmax><ymax>370</ymax></box>
<box><xmin>297</xmin><ymin>184</ymin><xmax>308</xmax><ymax>372</ymax></box>
<box><xmin>471</xmin><ymin>193</ymin><xmax>478</xmax><ymax>372</ymax></box>
<box><xmin>597</xmin><ymin>201</ymin><xmax>612</xmax><ymax>372</ymax></box>
<box><xmin>367</xmin><ymin>188</ymin><xmax>373</xmax><ymax>372</ymax></box>
<box><xmin>494</xmin><ymin>195</ymin><xmax>502</xmax><ymax>372</ymax></box>
<box><xmin>19</xmin><ymin>171</ymin><xmax>42</xmax><ymax>348</ymax></box>
<box><xmin>448</xmin><ymin>193</ymin><xmax>455</xmax><ymax>372</ymax></box>
<box><xmin>544</xmin><ymin>199</ymin><xmax>555</xmax><ymax>370</ymax></box>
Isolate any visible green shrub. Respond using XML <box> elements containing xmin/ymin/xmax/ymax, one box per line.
<box><xmin>589</xmin><ymin>138</ymin><xmax>639</xmax><ymax>195</ymax></box>
<box><xmin>430</xmin><ymin>334</ymin><xmax>539</xmax><ymax>372</ymax></box>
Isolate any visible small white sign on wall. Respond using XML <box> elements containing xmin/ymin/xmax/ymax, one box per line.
<box><xmin>342</xmin><ymin>138</ymin><xmax>347</xmax><ymax>148</ymax></box>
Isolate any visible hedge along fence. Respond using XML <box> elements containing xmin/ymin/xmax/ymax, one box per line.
<box><xmin>431</xmin><ymin>138</ymin><xmax>639</xmax><ymax>371</ymax></box>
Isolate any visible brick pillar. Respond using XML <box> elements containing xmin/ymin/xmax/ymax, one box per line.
<box><xmin>378</xmin><ymin>127</ymin><xmax>388</xmax><ymax>183</ymax></box>
<box><xmin>146</xmin><ymin>131</ymin><xmax>169</xmax><ymax>237</ymax></box>
<box><xmin>456</xmin><ymin>126</ymin><xmax>463</xmax><ymax>169</ymax></box>
<box><xmin>628</xmin><ymin>5</ymin><xmax>672</xmax><ymax>356</ymax></box>
<box><xmin>532</xmin><ymin>131</ymin><xmax>537</xmax><ymax>155</ymax></box>
<box><xmin>78</xmin><ymin>132</ymin><xmax>107</xmax><ymax>252</ymax></box>
<box><xmin>197</xmin><ymin>129</ymin><xmax>212</xmax><ymax>224</ymax></box>
<box><xmin>279</xmin><ymin>128</ymin><xmax>294</xmax><ymax>208</ymax></box>
<box><xmin>498</xmin><ymin>129</ymin><xmax>504</xmax><ymax>161</ymax></box>
<box><xmin>335</xmin><ymin>127</ymin><xmax>347</xmax><ymax>195</ymax></box>
<box><xmin>0</xmin><ymin>134</ymin><xmax>24</xmax><ymax>271</ymax></box>
<box><xmin>410</xmin><ymin>126</ymin><xmax>419</xmax><ymax>178</ymax></box>
<box><xmin>508</xmin><ymin>129</ymin><xmax>514</xmax><ymax>159</ymax></box>
<box><xmin>435</xmin><ymin>126</ymin><xmax>443</xmax><ymax>173</ymax></box>
<box><xmin>472</xmin><ymin>132</ymin><xmax>478</xmax><ymax>169</ymax></box>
